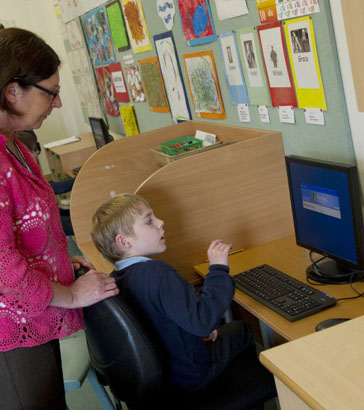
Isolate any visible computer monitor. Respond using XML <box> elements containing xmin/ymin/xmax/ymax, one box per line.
<box><xmin>285</xmin><ymin>155</ymin><xmax>364</xmax><ymax>283</ymax></box>
<box><xmin>89</xmin><ymin>117</ymin><xmax>113</xmax><ymax>149</ymax></box>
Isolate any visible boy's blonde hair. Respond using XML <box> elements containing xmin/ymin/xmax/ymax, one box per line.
<box><xmin>91</xmin><ymin>193</ymin><xmax>150</xmax><ymax>263</ymax></box>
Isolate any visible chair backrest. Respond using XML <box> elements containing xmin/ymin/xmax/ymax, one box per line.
<box><xmin>83</xmin><ymin>292</ymin><xmax>166</xmax><ymax>403</ymax></box>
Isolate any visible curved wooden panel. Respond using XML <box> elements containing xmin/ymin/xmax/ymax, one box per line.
<box><xmin>136</xmin><ymin>132</ymin><xmax>294</xmax><ymax>282</ymax></box>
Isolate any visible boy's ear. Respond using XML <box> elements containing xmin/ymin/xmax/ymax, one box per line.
<box><xmin>115</xmin><ymin>233</ymin><xmax>132</xmax><ymax>250</ymax></box>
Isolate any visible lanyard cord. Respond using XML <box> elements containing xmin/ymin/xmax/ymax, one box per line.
<box><xmin>6</xmin><ymin>141</ymin><xmax>33</xmax><ymax>174</ymax></box>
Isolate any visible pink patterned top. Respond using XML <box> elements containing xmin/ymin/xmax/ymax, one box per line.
<box><xmin>0</xmin><ymin>133</ymin><xmax>83</xmax><ymax>351</ymax></box>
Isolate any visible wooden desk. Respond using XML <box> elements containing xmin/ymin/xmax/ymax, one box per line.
<box><xmin>193</xmin><ymin>236</ymin><xmax>364</xmax><ymax>341</ymax></box>
<box><xmin>260</xmin><ymin>315</ymin><xmax>364</xmax><ymax>410</ymax></box>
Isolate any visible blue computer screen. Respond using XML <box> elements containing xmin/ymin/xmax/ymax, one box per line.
<box><xmin>288</xmin><ymin>161</ymin><xmax>357</xmax><ymax>264</ymax></box>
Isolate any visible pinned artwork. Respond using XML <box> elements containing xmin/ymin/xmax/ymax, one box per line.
<box><xmin>125</xmin><ymin>64</ymin><xmax>146</xmax><ymax>102</ymax></box>
<box><xmin>154</xmin><ymin>31</ymin><xmax>191</xmax><ymax>122</ymax></box>
<box><xmin>257</xmin><ymin>22</ymin><xmax>297</xmax><ymax>107</ymax></box>
<box><xmin>139</xmin><ymin>57</ymin><xmax>169</xmax><ymax>112</ymax></box>
<box><xmin>94</xmin><ymin>66</ymin><xmax>120</xmax><ymax>116</ymax></box>
<box><xmin>157</xmin><ymin>0</ymin><xmax>176</xmax><ymax>30</ymax></box>
<box><xmin>119</xmin><ymin>104</ymin><xmax>139</xmax><ymax>136</ymax></box>
<box><xmin>183</xmin><ymin>50</ymin><xmax>226</xmax><ymax>119</ymax></box>
<box><xmin>107</xmin><ymin>62</ymin><xmax>129</xmax><ymax>103</ymax></box>
<box><xmin>177</xmin><ymin>0</ymin><xmax>216</xmax><ymax>46</ymax></box>
<box><xmin>81</xmin><ymin>6</ymin><xmax>116</xmax><ymax>67</ymax></box>
<box><xmin>121</xmin><ymin>0</ymin><xmax>152</xmax><ymax>53</ymax></box>
<box><xmin>284</xmin><ymin>16</ymin><xmax>326</xmax><ymax>110</ymax></box>
<box><xmin>105</xmin><ymin>0</ymin><xmax>129</xmax><ymax>51</ymax></box>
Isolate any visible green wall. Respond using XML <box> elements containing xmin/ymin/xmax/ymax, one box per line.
<box><xmin>107</xmin><ymin>0</ymin><xmax>355</xmax><ymax>164</ymax></box>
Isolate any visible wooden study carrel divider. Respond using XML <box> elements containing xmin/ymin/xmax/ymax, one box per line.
<box><xmin>70</xmin><ymin>121</ymin><xmax>294</xmax><ymax>283</ymax></box>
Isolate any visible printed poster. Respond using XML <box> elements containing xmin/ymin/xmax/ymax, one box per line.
<box><xmin>119</xmin><ymin>104</ymin><xmax>139</xmax><ymax>136</ymax></box>
<box><xmin>236</xmin><ymin>26</ymin><xmax>271</xmax><ymax>106</ymax></box>
<box><xmin>183</xmin><ymin>50</ymin><xmax>226</xmax><ymax>119</ymax></box>
<box><xmin>107</xmin><ymin>62</ymin><xmax>129</xmax><ymax>103</ymax></box>
<box><xmin>81</xmin><ymin>6</ymin><xmax>116</xmax><ymax>67</ymax></box>
<box><xmin>139</xmin><ymin>57</ymin><xmax>169</xmax><ymax>112</ymax></box>
<box><xmin>177</xmin><ymin>0</ymin><xmax>216</xmax><ymax>46</ymax></box>
<box><xmin>284</xmin><ymin>16</ymin><xmax>326</xmax><ymax>109</ymax></box>
<box><xmin>121</xmin><ymin>0</ymin><xmax>152</xmax><ymax>53</ymax></box>
<box><xmin>258</xmin><ymin>22</ymin><xmax>297</xmax><ymax>107</ymax></box>
<box><xmin>218</xmin><ymin>32</ymin><xmax>249</xmax><ymax>105</ymax></box>
<box><xmin>154</xmin><ymin>31</ymin><xmax>191</xmax><ymax>123</ymax></box>
<box><xmin>256</xmin><ymin>0</ymin><xmax>278</xmax><ymax>24</ymax></box>
<box><xmin>276</xmin><ymin>0</ymin><xmax>320</xmax><ymax>21</ymax></box>
<box><xmin>106</xmin><ymin>0</ymin><xmax>130</xmax><ymax>51</ymax></box>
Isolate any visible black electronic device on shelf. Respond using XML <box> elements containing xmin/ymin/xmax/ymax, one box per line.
<box><xmin>285</xmin><ymin>155</ymin><xmax>364</xmax><ymax>284</ymax></box>
<box><xmin>89</xmin><ymin>117</ymin><xmax>114</xmax><ymax>150</ymax></box>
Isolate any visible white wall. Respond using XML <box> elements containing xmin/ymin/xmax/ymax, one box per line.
<box><xmin>0</xmin><ymin>0</ymin><xmax>89</xmax><ymax>173</ymax></box>
<box><xmin>329</xmin><ymin>0</ymin><xmax>364</xmax><ymax>195</ymax></box>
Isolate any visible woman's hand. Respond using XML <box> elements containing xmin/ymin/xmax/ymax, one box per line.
<box><xmin>202</xmin><ymin>329</ymin><xmax>218</xmax><ymax>342</ymax></box>
<box><xmin>71</xmin><ymin>255</ymin><xmax>94</xmax><ymax>272</ymax></box>
<box><xmin>50</xmin><ymin>269</ymin><xmax>119</xmax><ymax>309</ymax></box>
<box><xmin>207</xmin><ymin>239</ymin><xmax>232</xmax><ymax>266</ymax></box>
<box><xmin>69</xmin><ymin>270</ymin><xmax>119</xmax><ymax>308</ymax></box>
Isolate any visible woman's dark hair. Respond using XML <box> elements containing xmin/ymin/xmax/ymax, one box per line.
<box><xmin>0</xmin><ymin>28</ymin><xmax>61</xmax><ymax>113</ymax></box>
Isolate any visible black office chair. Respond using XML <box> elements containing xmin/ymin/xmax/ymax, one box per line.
<box><xmin>83</xmin><ymin>292</ymin><xmax>277</xmax><ymax>410</ymax></box>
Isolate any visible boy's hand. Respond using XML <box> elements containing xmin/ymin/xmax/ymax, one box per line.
<box><xmin>202</xmin><ymin>329</ymin><xmax>218</xmax><ymax>342</ymax></box>
<box><xmin>207</xmin><ymin>239</ymin><xmax>232</xmax><ymax>266</ymax></box>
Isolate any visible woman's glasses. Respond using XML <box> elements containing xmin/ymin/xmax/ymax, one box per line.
<box><xmin>12</xmin><ymin>77</ymin><xmax>60</xmax><ymax>101</ymax></box>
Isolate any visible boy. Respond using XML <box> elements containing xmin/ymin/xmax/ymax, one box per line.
<box><xmin>91</xmin><ymin>193</ymin><xmax>254</xmax><ymax>392</ymax></box>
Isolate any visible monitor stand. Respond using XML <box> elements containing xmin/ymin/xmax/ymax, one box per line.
<box><xmin>306</xmin><ymin>258</ymin><xmax>363</xmax><ymax>284</ymax></box>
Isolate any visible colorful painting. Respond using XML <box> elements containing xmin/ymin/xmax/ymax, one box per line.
<box><xmin>125</xmin><ymin>64</ymin><xmax>146</xmax><ymax>102</ymax></box>
<box><xmin>119</xmin><ymin>104</ymin><xmax>139</xmax><ymax>136</ymax></box>
<box><xmin>106</xmin><ymin>0</ymin><xmax>129</xmax><ymax>51</ymax></box>
<box><xmin>183</xmin><ymin>50</ymin><xmax>225</xmax><ymax>119</ymax></box>
<box><xmin>81</xmin><ymin>6</ymin><xmax>116</xmax><ymax>67</ymax></box>
<box><xmin>177</xmin><ymin>0</ymin><xmax>216</xmax><ymax>46</ymax></box>
<box><xmin>139</xmin><ymin>57</ymin><xmax>169</xmax><ymax>112</ymax></box>
<box><xmin>157</xmin><ymin>0</ymin><xmax>176</xmax><ymax>30</ymax></box>
<box><xmin>121</xmin><ymin>0</ymin><xmax>152</xmax><ymax>53</ymax></box>
<box><xmin>154</xmin><ymin>31</ymin><xmax>191</xmax><ymax>122</ymax></box>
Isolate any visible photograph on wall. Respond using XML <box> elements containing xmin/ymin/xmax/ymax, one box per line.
<box><xmin>139</xmin><ymin>57</ymin><xmax>169</xmax><ymax>112</ymax></box>
<box><xmin>284</xmin><ymin>16</ymin><xmax>326</xmax><ymax>109</ymax></box>
<box><xmin>236</xmin><ymin>26</ymin><xmax>271</xmax><ymax>106</ymax></box>
<box><xmin>106</xmin><ymin>0</ymin><xmax>130</xmax><ymax>51</ymax></box>
<box><xmin>257</xmin><ymin>22</ymin><xmax>297</xmax><ymax>107</ymax></box>
<box><xmin>276</xmin><ymin>0</ymin><xmax>320</xmax><ymax>21</ymax></box>
<box><xmin>218</xmin><ymin>31</ymin><xmax>249</xmax><ymax>105</ymax></box>
<box><xmin>125</xmin><ymin>64</ymin><xmax>146</xmax><ymax>102</ymax></box>
<box><xmin>106</xmin><ymin>62</ymin><xmax>129</xmax><ymax>103</ymax></box>
<box><xmin>157</xmin><ymin>0</ymin><xmax>176</xmax><ymax>30</ymax></box>
<box><xmin>121</xmin><ymin>0</ymin><xmax>152</xmax><ymax>53</ymax></box>
<box><xmin>177</xmin><ymin>0</ymin><xmax>216</xmax><ymax>46</ymax></box>
<box><xmin>81</xmin><ymin>6</ymin><xmax>116</xmax><ymax>67</ymax></box>
<box><xmin>154</xmin><ymin>31</ymin><xmax>191</xmax><ymax>123</ymax></box>
<box><xmin>119</xmin><ymin>104</ymin><xmax>139</xmax><ymax>136</ymax></box>
<box><xmin>183</xmin><ymin>50</ymin><xmax>226</xmax><ymax>119</ymax></box>
<box><xmin>214</xmin><ymin>0</ymin><xmax>248</xmax><ymax>21</ymax></box>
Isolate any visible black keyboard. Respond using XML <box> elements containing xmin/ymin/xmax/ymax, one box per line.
<box><xmin>234</xmin><ymin>264</ymin><xmax>337</xmax><ymax>321</ymax></box>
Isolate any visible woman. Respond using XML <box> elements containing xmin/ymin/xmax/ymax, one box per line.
<box><xmin>0</xmin><ymin>28</ymin><xmax>119</xmax><ymax>409</ymax></box>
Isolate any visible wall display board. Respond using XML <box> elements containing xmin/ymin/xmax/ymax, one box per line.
<box><xmin>284</xmin><ymin>16</ymin><xmax>327</xmax><ymax>110</ymax></box>
<box><xmin>236</xmin><ymin>26</ymin><xmax>271</xmax><ymax>106</ymax></box>
<box><xmin>218</xmin><ymin>31</ymin><xmax>249</xmax><ymax>105</ymax></box>
<box><xmin>257</xmin><ymin>22</ymin><xmax>297</xmax><ymax>107</ymax></box>
<box><xmin>139</xmin><ymin>57</ymin><xmax>170</xmax><ymax>112</ymax></box>
<box><xmin>121</xmin><ymin>0</ymin><xmax>152</xmax><ymax>53</ymax></box>
<box><xmin>183</xmin><ymin>50</ymin><xmax>226</xmax><ymax>119</ymax></box>
<box><xmin>154</xmin><ymin>31</ymin><xmax>192</xmax><ymax>123</ymax></box>
<box><xmin>105</xmin><ymin>0</ymin><xmax>130</xmax><ymax>51</ymax></box>
<box><xmin>177</xmin><ymin>0</ymin><xmax>216</xmax><ymax>46</ymax></box>
<box><xmin>81</xmin><ymin>6</ymin><xmax>117</xmax><ymax>67</ymax></box>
